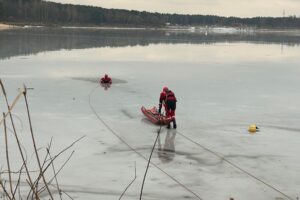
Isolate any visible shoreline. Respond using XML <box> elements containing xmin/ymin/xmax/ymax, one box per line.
<box><xmin>0</xmin><ymin>23</ymin><xmax>18</xmax><ymax>30</ymax></box>
<box><xmin>1</xmin><ymin>22</ymin><xmax>300</xmax><ymax>34</ymax></box>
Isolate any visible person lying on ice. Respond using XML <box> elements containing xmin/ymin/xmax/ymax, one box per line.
<box><xmin>158</xmin><ymin>86</ymin><xmax>177</xmax><ymax>129</ymax></box>
<box><xmin>100</xmin><ymin>74</ymin><xmax>112</xmax><ymax>84</ymax></box>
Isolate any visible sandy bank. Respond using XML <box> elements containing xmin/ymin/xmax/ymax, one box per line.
<box><xmin>0</xmin><ymin>23</ymin><xmax>15</xmax><ymax>30</ymax></box>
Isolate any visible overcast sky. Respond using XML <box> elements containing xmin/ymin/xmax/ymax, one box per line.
<box><xmin>49</xmin><ymin>0</ymin><xmax>300</xmax><ymax>17</ymax></box>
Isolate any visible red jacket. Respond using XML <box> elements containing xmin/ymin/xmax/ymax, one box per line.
<box><xmin>159</xmin><ymin>90</ymin><xmax>176</xmax><ymax>103</ymax></box>
<box><xmin>100</xmin><ymin>77</ymin><xmax>112</xmax><ymax>84</ymax></box>
<box><xmin>165</xmin><ymin>90</ymin><xmax>176</xmax><ymax>102</ymax></box>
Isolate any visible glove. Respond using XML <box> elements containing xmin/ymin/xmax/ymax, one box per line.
<box><xmin>158</xmin><ymin>103</ymin><xmax>162</xmax><ymax>114</ymax></box>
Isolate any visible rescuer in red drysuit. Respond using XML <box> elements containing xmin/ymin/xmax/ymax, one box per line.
<box><xmin>100</xmin><ymin>74</ymin><xmax>112</xmax><ymax>84</ymax></box>
<box><xmin>159</xmin><ymin>87</ymin><xmax>177</xmax><ymax>129</ymax></box>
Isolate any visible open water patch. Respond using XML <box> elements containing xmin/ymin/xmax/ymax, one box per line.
<box><xmin>71</xmin><ymin>77</ymin><xmax>128</xmax><ymax>84</ymax></box>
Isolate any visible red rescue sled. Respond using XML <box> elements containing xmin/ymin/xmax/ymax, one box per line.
<box><xmin>141</xmin><ymin>106</ymin><xmax>173</xmax><ymax>125</ymax></box>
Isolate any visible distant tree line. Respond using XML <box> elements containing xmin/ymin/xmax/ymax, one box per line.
<box><xmin>1</xmin><ymin>0</ymin><xmax>300</xmax><ymax>28</ymax></box>
<box><xmin>0</xmin><ymin>1</ymin><xmax>4</xmax><ymax>19</ymax></box>
<box><xmin>1</xmin><ymin>28</ymin><xmax>300</xmax><ymax>59</ymax></box>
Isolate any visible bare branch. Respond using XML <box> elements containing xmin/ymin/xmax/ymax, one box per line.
<box><xmin>34</xmin><ymin>136</ymin><xmax>84</xmax><ymax>195</ymax></box>
<box><xmin>13</xmin><ymin>164</ymin><xmax>24</xmax><ymax>199</ymax></box>
<box><xmin>3</xmin><ymin>113</ymin><xmax>15</xmax><ymax>199</ymax></box>
<box><xmin>0</xmin><ymin>80</ymin><xmax>24</xmax><ymax>127</ymax></box>
<box><xmin>47</xmin><ymin>148</ymin><xmax>63</xmax><ymax>200</ymax></box>
<box><xmin>0</xmin><ymin>176</ymin><xmax>12</xmax><ymax>200</ymax></box>
<box><xmin>38</xmin><ymin>151</ymin><xmax>75</xmax><ymax>195</ymax></box>
<box><xmin>49</xmin><ymin>185</ymin><xmax>74</xmax><ymax>200</ymax></box>
<box><xmin>0</xmin><ymin>81</ymin><xmax>38</xmax><ymax>199</ymax></box>
<box><xmin>23</xmin><ymin>85</ymin><xmax>54</xmax><ymax>200</ymax></box>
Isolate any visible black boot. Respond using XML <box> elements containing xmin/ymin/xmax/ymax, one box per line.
<box><xmin>173</xmin><ymin>119</ymin><xmax>177</xmax><ymax>129</ymax></box>
<box><xmin>167</xmin><ymin>123</ymin><xmax>171</xmax><ymax>129</ymax></box>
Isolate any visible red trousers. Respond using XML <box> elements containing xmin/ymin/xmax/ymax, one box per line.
<box><xmin>165</xmin><ymin>99</ymin><xmax>176</xmax><ymax>119</ymax></box>
<box><xmin>165</xmin><ymin>107</ymin><xmax>175</xmax><ymax>118</ymax></box>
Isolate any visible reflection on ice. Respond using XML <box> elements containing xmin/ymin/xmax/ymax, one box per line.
<box><xmin>1</xmin><ymin>27</ymin><xmax>300</xmax><ymax>59</ymax></box>
<box><xmin>157</xmin><ymin>130</ymin><xmax>176</xmax><ymax>163</ymax></box>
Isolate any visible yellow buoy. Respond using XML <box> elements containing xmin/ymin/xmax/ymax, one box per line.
<box><xmin>248</xmin><ymin>124</ymin><xmax>258</xmax><ymax>133</ymax></box>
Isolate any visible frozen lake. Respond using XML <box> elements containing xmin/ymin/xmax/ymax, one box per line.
<box><xmin>1</xmin><ymin>28</ymin><xmax>300</xmax><ymax>200</ymax></box>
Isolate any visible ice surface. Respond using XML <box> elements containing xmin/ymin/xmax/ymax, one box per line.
<box><xmin>1</xmin><ymin>29</ymin><xmax>300</xmax><ymax>200</ymax></box>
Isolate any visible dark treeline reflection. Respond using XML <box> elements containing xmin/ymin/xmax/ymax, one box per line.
<box><xmin>0</xmin><ymin>28</ymin><xmax>300</xmax><ymax>59</ymax></box>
